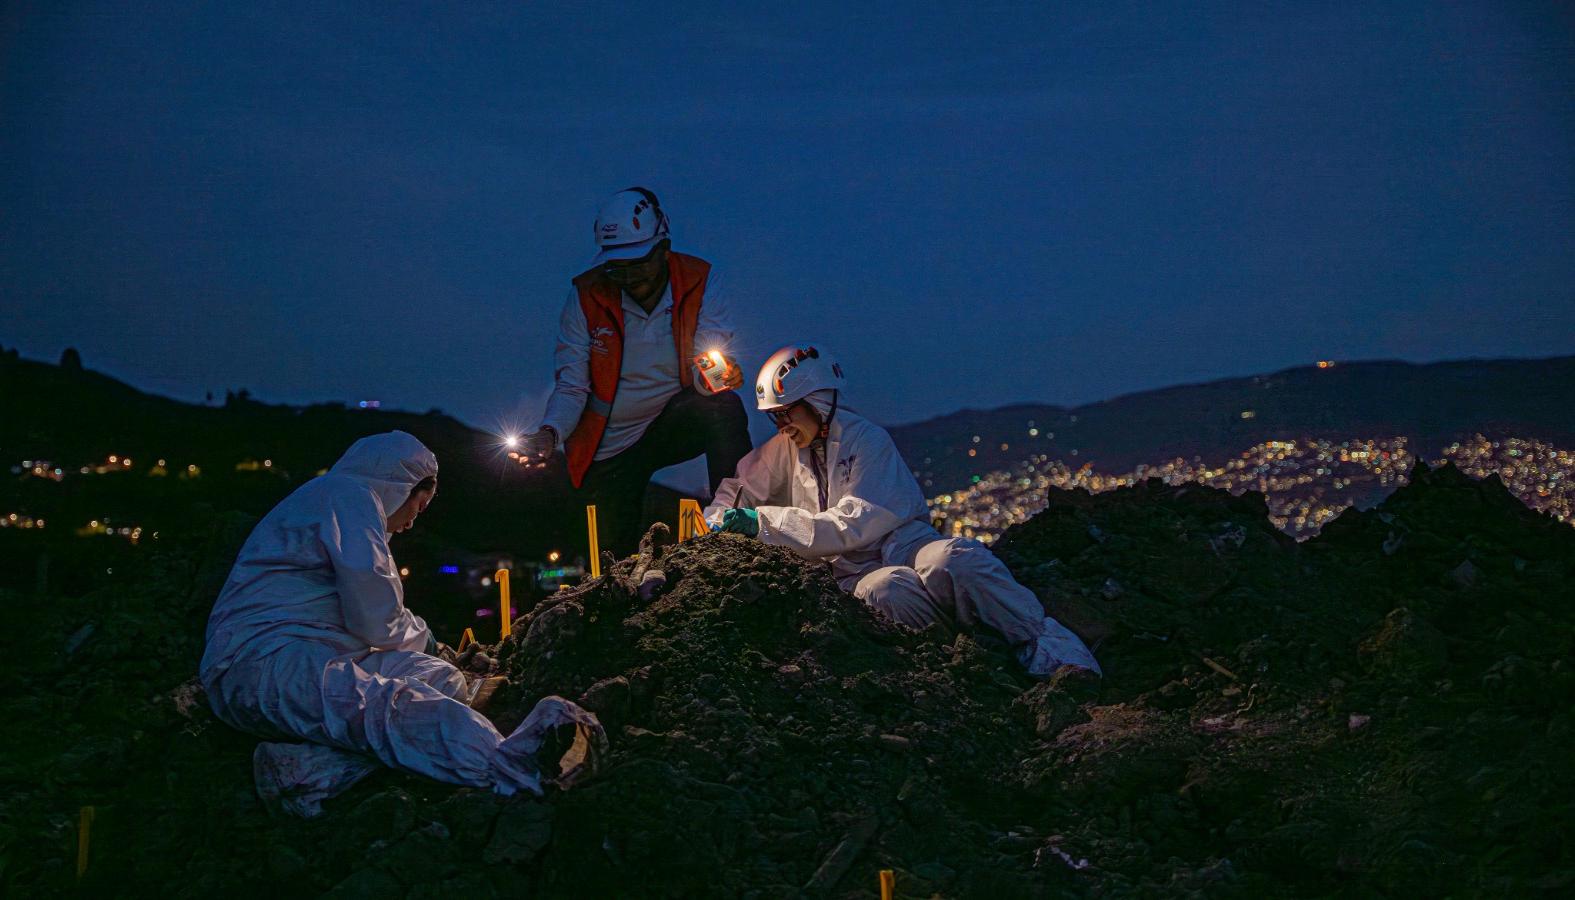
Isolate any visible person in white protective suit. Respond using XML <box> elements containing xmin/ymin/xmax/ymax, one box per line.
<box><xmin>200</xmin><ymin>431</ymin><xmax>604</xmax><ymax>817</ymax></box>
<box><xmin>703</xmin><ymin>345</ymin><xmax>1101</xmax><ymax>676</ymax></box>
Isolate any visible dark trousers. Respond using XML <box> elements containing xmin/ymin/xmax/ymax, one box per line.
<box><xmin>579</xmin><ymin>388</ymin><xmax>752</xmax><ymax>558</ymax></box>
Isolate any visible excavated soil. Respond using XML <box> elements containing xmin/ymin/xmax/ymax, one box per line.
<box><xmin>1</xmin><ymin>462</ymin><xmax>1571</xmax><ymax>897</ymax></box>
<box><xmin>492</xmin><ymin>531</ymin><xmax>1054</xmax><ymax>897</ymax></box>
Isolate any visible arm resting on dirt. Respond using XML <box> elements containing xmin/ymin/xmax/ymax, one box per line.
<box><xmin>756</xmin><ymin>496</ymin><xmax>906</xmax><ymax>559</ymax></box>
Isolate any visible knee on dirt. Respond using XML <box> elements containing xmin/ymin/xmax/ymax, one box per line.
<box><xmin>854</xmin><ymin>566</ymin><xmax>936</xmax><ymax>629</ymax></box>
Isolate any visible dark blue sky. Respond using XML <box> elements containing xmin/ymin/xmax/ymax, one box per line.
<box><xmin>3</xmin><ymin>1</ymin><xmax>1572</xmax><ymax>432</ymax></box>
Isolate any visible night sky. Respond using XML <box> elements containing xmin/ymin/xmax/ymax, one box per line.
<box><xmin>4</xmin><ymin>1</ymin><xmax>1573</xmax><ymax>435</ymax></box>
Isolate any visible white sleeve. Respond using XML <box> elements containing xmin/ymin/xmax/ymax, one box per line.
<box><xmin>691</xmin><ymin>271</ymin><xmax>736</xmax><ymax>396</ymax></box>
<box><xmin>703</xmin><ymin>433</ymin><xmax>789</xmax><ymax>525</ymax></box>
<box><xmin>754</xmin><ymin>437</ymin><xmax>911</xmax><ymax>559</ymax></box>
<box><xmin>540</xmin><ymin>288</ymin><xmax>591</xmax><ymax>445</ymax></box>
<box><xmin>324</xmin><ymin>490</ymin><xmax>430</xmax><ymax>652</ymax></box>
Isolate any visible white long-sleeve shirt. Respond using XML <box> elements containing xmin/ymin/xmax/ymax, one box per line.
<box><xmin>540</xmin><ymin>271</ymin><xmax>735</xmax><ymax>460</ymax></box>
<box><xmin>703</xmin><ymin>409</ymin><xmax>939</xmax><ymax>587</ymax></box>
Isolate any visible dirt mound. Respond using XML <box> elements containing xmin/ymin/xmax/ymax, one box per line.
<box><xmin>479</xmin><ymin>461</ymin><xmax>1573</xmax><ymax>895</ymax></box>
<box><xmin>3</xmin><ymin>463</ymin><xmax>1571</xmax><ymax>897</ymax></box>
<box><xmin>493</xmin><ymin>532</ymin><xmax>1050</xmax><ymax>897</ymax></box>
<box><xmin>987</xmin><ymin>461</ymin><xmax>1575</xmax><ymax>895</ymax></box>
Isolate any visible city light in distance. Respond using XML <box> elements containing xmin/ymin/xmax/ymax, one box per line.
<box><xmin>928</xmin><ymin>433</ymin><xmax>1574</xmax><ymax>545</ymax></box>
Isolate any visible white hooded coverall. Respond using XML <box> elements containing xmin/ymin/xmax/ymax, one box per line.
<box><xmin>201</xmin><ymin>432</ymin><xmax>594</xmax><ymax>814</ymax></box>
<box><xmin>703</xmin><ymin>401</ymin><xmax>1099</xmax><ymax>674</ymax></box>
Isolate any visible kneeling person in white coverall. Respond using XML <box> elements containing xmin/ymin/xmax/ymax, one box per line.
<box><xmin>200</xmin><ymin>431</ymin><xmax>604</xmax><ymax>817</ymax></box>
<box><xmin>704</xmin><ymin>346</ymin><xmax>1100</xmax><ymax>676</ymax></box>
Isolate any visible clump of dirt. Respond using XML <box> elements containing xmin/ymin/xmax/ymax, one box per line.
<box><xmin>3</xmin><ymin>462</ymin><xmax>1571</xmax><ymax>897</ymax></box>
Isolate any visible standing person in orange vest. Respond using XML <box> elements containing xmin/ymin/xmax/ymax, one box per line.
<box><xmin>516</xmin><ymin>187</ymin><xmax>752</xmax><ymax>556</ymax></box>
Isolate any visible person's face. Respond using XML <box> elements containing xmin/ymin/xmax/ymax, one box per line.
<box><xmin>602</xmin><ymin>239</ymin><xmax>670</xmax><ymax>302</ymax></box>
<box><xmin>388</xmin><ymin>485</ymin><xmax>435</xmax><ymax>534</ymax></box>
<box><xmin>769</xmin><ymin>402</ymin><xmax>823</xmax><ymax>449</ymax></box>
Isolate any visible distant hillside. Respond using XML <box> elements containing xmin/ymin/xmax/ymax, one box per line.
<box><xmin>0</xmin><ymin>349</ymin><xmax>581</xmax><ymax>555</ymax></box>
<box><xmin>8</xmin><ymin>349</ymin><xmax>1574</xmax><ymax>551</ymax></box>
<box><xmin>889</xmin><ymin>357</ymin><xmax>1575</xmax><ymax>490</ymax></box>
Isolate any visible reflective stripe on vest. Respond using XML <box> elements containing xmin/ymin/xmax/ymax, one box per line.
<box><xmin>562</xmin><ymin>251</ymin><xmax>711</xmax><ymax>488</ymax></box>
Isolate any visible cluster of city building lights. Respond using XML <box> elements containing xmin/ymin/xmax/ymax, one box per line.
<box><xmin>10</xmin><ymin>455</ymin><xmax>213</xmax><ymax>480</ymax></box>
<box><xmin>3</xmin><ymin>452</ymin><xmax>293</xmax><ymax>544</ymax></box>
<box><xmin>929</xmin><ymin>433</ymin><xmax>1574</xmax><ymax>544</ymax></box>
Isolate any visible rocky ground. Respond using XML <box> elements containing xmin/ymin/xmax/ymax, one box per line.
<box><xmin>1</xmin><ymin>462</ymin><xmax>1570</xmax><ymax>897</ymax></box>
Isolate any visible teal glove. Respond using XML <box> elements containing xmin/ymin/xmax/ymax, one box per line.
<box><xmin>720</xmin><ymin>508</ymin><xmax>760</xmax><ymax>537</ymax></box>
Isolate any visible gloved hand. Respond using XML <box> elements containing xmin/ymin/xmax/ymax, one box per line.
<box><xmin>720</xmin><ymin>508</ymin><xmax>760</xmax><ymax>537</ymax></box>
<box><xmin>513</xmin><ymin>427</ymin><xmax>557</xmax><ymax>468</ymax></box>
<box><xmin>512</xmin><ymin>696</ymin><xmax>608</xmax><ymax>790</ymax></box>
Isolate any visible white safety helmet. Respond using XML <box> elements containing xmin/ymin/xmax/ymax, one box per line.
<box><xmin>592</xmin><ymin>187</ymin><xmax>671</xmax><ymax>265</ymax></box>
<box><xmin>755</xmin><ymin>343</ymin><xmax>846</xmax><ymax>411</ymax></box>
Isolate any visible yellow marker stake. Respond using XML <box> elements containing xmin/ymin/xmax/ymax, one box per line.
<box><xmin>457</xmin><ymin>627</ymin><xmax>475</xmax><ymax>652</ymax></box>
<box><xmin>880</xmin><ymin>868</ymin><xmax>895</xmax><ymax>900</ymax></box>
<box><xmin>586</xmin><ymin>505</ymin><xmax>601</xmax><ymax>577</ymax></box>
<box><xmin>677</xmin><ymin>498</ymin><xmax>699</xmax><ymax>541</ymax></box>
<box><xmin>496</xmin><ymin>569</ymin><xmax>512</xmax><ymax>639</ymax></box>
<box><xmin>77</xmin><ymin>805</ymin><xmax>95</xmax><ymax>879</ymax></box>
<box><xmin>678</xmin><ymin>498</ymin><xmax>712</xmax><ymax>540</ymax></box>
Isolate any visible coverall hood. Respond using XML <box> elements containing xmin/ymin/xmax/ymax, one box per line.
<box><xmin>803</xmin><ymin>389</ymin><xmax>852</xmax><ymax>421</ymax></box>
<box><xmin>328</xmin><ymin>431</ymin><xmax>438</xmax><ymax>519</ymax></box>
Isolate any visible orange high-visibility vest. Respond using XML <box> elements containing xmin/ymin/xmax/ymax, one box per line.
<box><xmin>563</xmin><ymin>251</ymin><xmax>711</xmax><ymax>487</ymax></box>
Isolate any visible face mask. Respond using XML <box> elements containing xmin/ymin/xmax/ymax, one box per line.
<box><xmin>602</xmin><ymin>249</ymin><xmax>663</xmax><ymax>287</ymax></box>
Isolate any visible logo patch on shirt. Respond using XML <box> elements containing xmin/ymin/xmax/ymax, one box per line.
<box><xmin>838</xmin><ymin>455</ymin><xmax>858</xmax><ymax>478</ymax></box>
<box><xmin>589</xmin><ymin>325</ymin><xmax>615</xmax><ymax>356</ymax></box>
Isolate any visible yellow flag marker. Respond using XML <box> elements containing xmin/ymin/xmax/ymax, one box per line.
<box><xmin>879</xmin><ymin>868</ymin><xmax>895</xmax><ymax>900</ymax></box>
<box><xmin>496</xmin><ymin>569</ymin><xmax>512</xmax><ymax>639</ymax></box>
<box><xmin>586</xmin><ymin>505</ymin><xmax>601</xmax><ymax>577</ymax></box>
<box><xmin>77</xmin><ymin>805</ymin><xmax>95</xmax><ymax>879</ymax></box>
<box><xmin>457</xmin><ymin>627</ymin><xmax>475</xmax><ymax>652</ymax></box>
<box><xmin>677</xmin><ymin>498</ymin><xmax>710</xmax><ymax>541</ymax></box>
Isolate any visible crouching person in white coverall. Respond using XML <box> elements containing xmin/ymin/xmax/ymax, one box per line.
<box><xmin>200</xmin><ymin>431</ymin><xmax>604</xmax><ymax>817</ymax></box>
<box><xmin>703</xmin><ymin>345</ymin><xmax>1100</xmax><ymax>676</ymax></box>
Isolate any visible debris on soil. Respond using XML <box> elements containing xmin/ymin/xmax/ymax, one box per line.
<box><xmin>2</xmin><ymin>461</ymin><xmax>1572</xmax><ymax>897</ymax></box>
